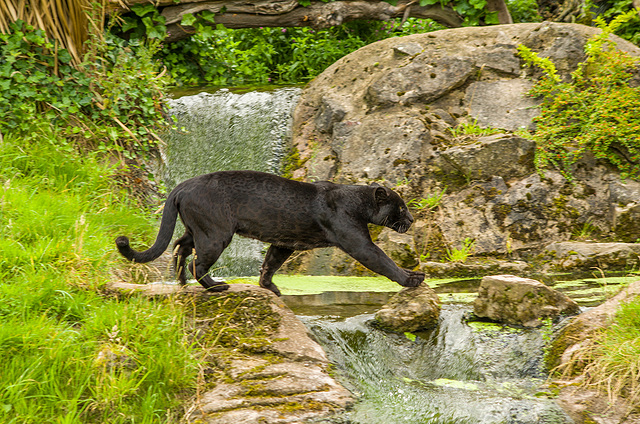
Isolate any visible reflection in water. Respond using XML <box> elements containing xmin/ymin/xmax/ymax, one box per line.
<box><xmin>283</xmin><ymin>291</ymin><xmax>396</xmax><ymax>317</ymax></box>
<box><xmin>294</xmin><ymin>300</ymin><xmax>571</xmax><ymax>424</ymax></box>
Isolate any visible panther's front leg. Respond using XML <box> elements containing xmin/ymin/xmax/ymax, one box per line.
<box><xmin>336</xmin><ymin>227</ymin><xmax>425</xmax><ymax>287</ymax></box>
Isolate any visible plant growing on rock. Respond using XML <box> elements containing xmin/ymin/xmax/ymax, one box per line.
<box><xmin>518</xmin><ymin>10</ymin><xmax>640</xmax><ymax>182</ymax></box>
<box><xmin>409</xmin><ymin>188</ymin><xmax>446</xmax><ymax>211</ymax></box>
<box><xmin>445</xmin><ymin>238</ymin><xmax>476</xmax><ymax>263</ymax></box>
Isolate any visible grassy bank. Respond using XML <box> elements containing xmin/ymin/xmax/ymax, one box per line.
<box><xmin>0</xmin><ymin>130</ymin><xmax>201</xmax><ymax>423</ymax></box>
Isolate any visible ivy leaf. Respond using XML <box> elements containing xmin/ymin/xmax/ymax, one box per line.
<box><xmin>200</xmin><ymin>10</ymin><xmax>217</xmax><ymax>23</ymax></box>
<box><xmin>121</xmin><ymin>17</ymin><xmax>140</xmax><ymax>33</ymax></box>
<box><xmin>469</xmin><ymin>0</ymin><xmax>487</xmax><ymax>10</ymax></box>
<box><xmin>484</xmin><ymin>11</ymin><xmax>499</xmax><ymax>24</ymax></box>
<box><xmin>131</xmin><ymin>4</ymin><xmax>157</xmax><ymax>17</ymax></box>
<box><xmin>181</xmin><ymin>13</ymin><xmax>197</xmax><ymax>26</ymax></box>
<box><xmin>419</xmin><ymin>0</ymin><xmax>440</xmax><ymax>6</ymax></box>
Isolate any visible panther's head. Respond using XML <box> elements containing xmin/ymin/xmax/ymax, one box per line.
<box><xmin>370</xmin><ymin>184</ymin><xmax>414</xmax><ymax>233</ymax></box>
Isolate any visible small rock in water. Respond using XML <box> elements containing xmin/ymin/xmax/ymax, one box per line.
<box><xmin>374</xmin><ymin>285</ymin><xmax>441</xmax><ymax>332</ymax></box>
<box><xmin>473</xmin><ymin>274</ymin><xmax>580</xmax><ymax>328</ymax></box>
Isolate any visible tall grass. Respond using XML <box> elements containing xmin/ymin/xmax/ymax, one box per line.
<box><xmin>0</xmin><ymin>131</ymin><xmax>200</xmax><ymax>423</ymax></box>
<box><xmin>579</xmin><ymin>299</ymin><xmax>640</xmax><ymax>412</ymax></box>
<box><xmin>555</xmin><ymin>296</ymin><xmax>640</xmax><ymax>413</ymax></box>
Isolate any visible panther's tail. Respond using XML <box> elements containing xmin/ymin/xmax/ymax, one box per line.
<box><xmin>115</xmin><ymin>193</ymin><xmax>179</xmax><ymax>263</ymax></box>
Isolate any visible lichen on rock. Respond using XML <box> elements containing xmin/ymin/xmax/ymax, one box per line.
<box><xmin>473</xmin><ymin>274</ymin><xmax>580</xmax><ymax>328</ymax></box>
<box><xmin>374</xmin><ymin>285</ymin><xmax>441</xmax><ymax>333</ymax></box>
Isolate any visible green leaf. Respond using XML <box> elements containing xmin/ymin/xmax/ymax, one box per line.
<box><xmin>200</xmin><ymin>10</ymin><xmax>217</xmax><ymax>23</ymax></box>
<box><xmin>181</xmin><ymin>13</ymin><xmax>197</xmax><ymax>26</ymax></box>
<box><xmin>404</xmin><ymin>332</ymin><xmax>417</xmax><ymax>342</ymax></box>
<box><xmin>131</xmin><ymin>3</ymin><xmax>157</xmax><ymax>17</ymax></box>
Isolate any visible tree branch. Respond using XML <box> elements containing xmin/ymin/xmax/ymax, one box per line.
<box><xmin>108</xmin><ymin>0</ymin><xmax>462</xmax><ymax>43</ymax></box>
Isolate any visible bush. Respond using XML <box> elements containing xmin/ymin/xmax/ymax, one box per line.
<box><xmin>146</xmin><ymin>18</ymin><xmax>444</xmax><ymax>85</ymax></box>
<box><xmin>518</xmin><ymin>10</ymin><xmax>640</xmax><ymax>181</ymax></box>
<box><xmin>0</xmin><ymin>19</ymin><xmax>170</xmax><ymax>156</ymax></box>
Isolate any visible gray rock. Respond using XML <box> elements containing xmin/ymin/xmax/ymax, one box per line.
<box><xmin>376</xmin><ymin>228</ymin><xmax>419</xmax><ymax>268</ymax></box>
<box><xmin>543</xmin><ymin>241</ymin><xmax>640</xmax><ymax>271</ymax></box>
<box><xmin>440</xmin><ymin>135</ymin><xmax>535</xmax><ymax>182</ymax></box>
<box><xmin>106</xmin><ymin>282</ymin><xmax>354</xmax><ymax>423</ymax></box>
<box><xmin>374</xmin><ymin>285</ymin><xmax>441</xmax><ymax>332</ymax></box>
<box><xmin>290</xmin><ymin>22</ymin><xmax>640</xmax><ymax>276</ymax></box>
<box><xmin>550</xmin><ymin>281</ymin><xmax>640</xmax><ymax>423</ymax></box>
<box><xmin>421</xmin><ymin>259</ymin><xmax>530</xmax><ymax>278</ymax></box>
<box><xmin>473</xmin><ymin>275</ymin><xmax>580</xmax><ymax>328</ymax></box>
<box><xmin>465</xmin><ymin>80</ymin><xmax>541</xmax><ymax>131</ymax></box>
<box><xmin>365</xmin><ymin>56</ymin><xmax>476</xmax><ymax>108</ymax></box>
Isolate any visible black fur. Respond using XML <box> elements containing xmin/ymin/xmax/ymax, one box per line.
<box><xmin>116</xmin><ymin>170</ymin><xmax>424</xmax><ymax>295</ymax></box>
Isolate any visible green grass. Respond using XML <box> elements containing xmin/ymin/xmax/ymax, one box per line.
<box><xmin>0</xmin><ymin>131</ymin><xmax>200</xmax><ymax>423</ymax></box>
<box><xmin>561</xmin><ymin>297</ymin><xmax>640</xmax><ymax>412</ymax></box>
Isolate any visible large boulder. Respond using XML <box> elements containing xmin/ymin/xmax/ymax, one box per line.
<box><xmin>473</xmin><ymin>275</ymin><xmax>580</xmax><ymax>328</ymax></box>
<box><xmin>290</xmin><ymin>22</ymin><xmax>640</xmax><ymax>275</ymax></box>
<box><xmin>107</xmin><ymin>282</ymin><xmax>353</xmax><ymax>423</ymax></box>
<box><xmin>374</xmin><ymin>285</ymin><xmax>441</xmax><ymax>332</ymax></box>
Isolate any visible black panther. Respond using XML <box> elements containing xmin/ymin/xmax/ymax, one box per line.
<box><xmin>116</xmin><ymin>170</ymin><xmax>424</xmax><ymax>295</ymax></box>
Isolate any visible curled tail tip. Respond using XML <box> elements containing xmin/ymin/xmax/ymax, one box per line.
<box><xmin>115</xmin><ymin>236</ymin><xmax>130</xmax><ymax>248</ymax></box>
<box><xmin>115</xmin><ymin>236</ymin><xmax>135</xmax><ymax>261</ymax></box>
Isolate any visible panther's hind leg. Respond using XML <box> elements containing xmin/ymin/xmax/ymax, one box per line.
<box><xmin>190</xmin><ymin>236</ymin><xmax>232</xmax><ymax>292</ymax></box>
<box><xmin>259</xmin><ymin>246</ymin><xmax>294</xmax><ymax>296</ymax></box>
<box><xmin>172</xmin><ymin>233</ymin><xmax>194</xmax><ymax>286</ymax></box>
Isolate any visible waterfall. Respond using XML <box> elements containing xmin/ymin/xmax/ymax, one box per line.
<box><xmin>162</xmin><ymin>87</ymin><xmax>302</xmax><ymax>277</ymax></box>
<box><xmin>301</xmin><ymin>305</ymin><xmax>572</xmax><ymax>424</ymax></box>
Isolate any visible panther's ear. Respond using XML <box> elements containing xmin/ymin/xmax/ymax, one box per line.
<box><xmin>370</xmin><ymin>182</ymin><xmax>381</xmax><ymax>188</ymax></box>
<box><xmin>373</xmin><ymin>186</ymin><xmax>389</xmax><ymax>204</ymax></box>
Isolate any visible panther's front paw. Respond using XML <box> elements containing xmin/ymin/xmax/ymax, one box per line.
<box><xmin>400</xmin><ymin>270</ymin><xmax>425</xmax><ymax>287</ymax></box>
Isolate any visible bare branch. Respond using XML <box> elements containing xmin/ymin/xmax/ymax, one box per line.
<box><xmin>159</xmin><ymin>0</ymin><xmax>462</xmax><ymax>42</ymax></box>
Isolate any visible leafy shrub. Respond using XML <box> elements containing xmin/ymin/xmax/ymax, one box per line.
<box><xmin>125</xmin><ymin>16</ymin><xmax>444</xmax><ymax>86</ymax></box>
<box><xmin>507</xmin><ymin>0</ymin><xmax>542</xmax><ymax>23</ymax></box>
<box><xmin>585</xmin><ymin>0</ymin><xmax>640</xmax><ymax>44</ymax></box>
<box><xmin>0</xmin><ymin>19</ymin><xmax>170</xmax><ymax>156</ymax></box>
<box><xmin>518</xmin><ymin>10</ymin><xmax>640</xmax><ymax>181</ymax></box>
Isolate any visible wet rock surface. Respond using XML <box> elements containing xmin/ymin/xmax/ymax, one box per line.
<box><xmin>473</xmin><ymin>275</ymin><xmax>581</xmax><ymax>328</ymax></box>
<box><xmin>107</xmin><ymin>282</ymin><xmax>353</xmax><ymax>423</ymax></box>
<box><xmin>374</xmin><ymin>285</ymin><xmax>441</xmax><ymax>332</ymax></box>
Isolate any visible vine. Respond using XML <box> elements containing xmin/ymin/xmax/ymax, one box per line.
<box><xmin>0</xmin><ymin>15</ymin><xmax>170</xmax><ymax>157</ymax></box>
<box><xmin>518</xmin><ymin>9</ymin><xmax>640</xmax><ymax>181</ymax></box>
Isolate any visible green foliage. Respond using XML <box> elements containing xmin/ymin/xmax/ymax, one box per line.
<box><xmin>569</xmin><ymin>297</ymin><xmax>640</xmax><ymax>409</ymax></box>
<box><xmin>448</xmin><ymin>119</ymin><xmax>504</xmax><ymax>141</ymax></box>
<box><xmin>518</xmin><ymin>10</ymin><xmax>640</xmax><ymax>181</ymax></box>
<box><xmin>409</xmin><ymin>188</ymin><xmax>446</xmax><ymax>210</ymax></box>
<box><xmin>585</xmin><ymin>0</ymin><xmax>640</xmax><ymax>44</ymax></box>
<box><xmin>445</xmin><ymin>238</ymin><xmax>476</xmax><ymax>263</ymax></box>
<box><xmin>142</xmin><ymin>18</ymin><xmax>444</xmax><ymax>85</ymax></box>
<box><xmin>0</xmin><ymin>130</ymin><xmax>200</xmax><ymax>422</ymax></box>
<box><xmin>0</xmin><ymin>19</ymin><xmax>170</xmax><ymax>155</ymax></box>
<box><xmin>507</xmin><ymin>0</ymin><xmax>542</xmax><ymax>23</ymax></box>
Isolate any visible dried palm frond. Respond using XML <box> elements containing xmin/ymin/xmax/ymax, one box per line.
<box><xmin>0</xmin><ymin>0</ymin><xmax>95</xmax><ymax>66</ymax></box>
